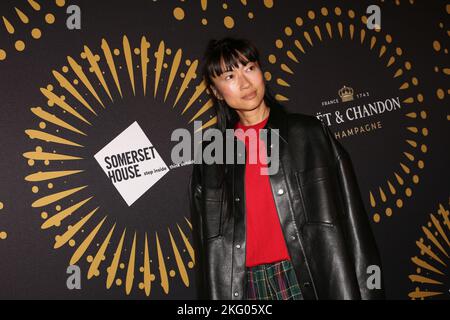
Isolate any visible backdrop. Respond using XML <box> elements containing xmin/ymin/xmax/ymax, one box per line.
<box><xmin>0</xmin><ymin>0</ymin><xmax>448</xmax><ymax>299</ymax></box>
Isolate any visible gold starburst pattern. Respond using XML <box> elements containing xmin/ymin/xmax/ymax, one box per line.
<box><xmin>408</xmin><ymin>198</ymin><xmax>450</xmax><ymax>300</ymax></box>
<box><xmin>23</xmin><ymin>35</ymin><xmax>215</xmax><ymax>296</ymax></box>
<box><xmin>266</xmin><ymin>6</ymin><xmax>429</xmax><ymax>223</ymax></box>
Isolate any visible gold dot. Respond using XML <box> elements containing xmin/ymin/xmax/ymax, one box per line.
<box><xmin>188</xmin><ymin>261</ymin><xmax>194</xmax><ymax>268</ymax></box>
<box><xmin>420</xmin><ymin>145</ymin><xmax>427</xmax><ymax>153</ymax></box>
<box><xmin>69</xmin><ymin>239</ymin><xmax>75</xmax><ymax>247</ymax></box>
<box><xmin>73</xmin><ymin>79</ymin><xmax>78</xmax><ymax>85</ymax></box>
<box><xmin>361</xmin><ymin>16</ymin><xmax>367</xmax><ymax>24</ymax></box>
<box><xmin>421</xmin><ymin>128</ymin><xmax>428</xmax><ymax>136</ymax></box>
<box><xmin>56</xmin><ymin>205</ymin><xmax>61</xmax><ymax>211</ymax></box>
<box><xmin>396</xmin><ymin>47</ymin><xmax>402</xmax><ymax>56</ymax></box>
<box><xmin>0</xmin><ymin>202</ymin><xmax>3</xmax><ymax>210</ymax></box>
<box><xmin>413</xmin><ymin>175</ymin><xmax>419</xmax><ymax>184</ymax></box>
<box><xmin>433</xmin><ymin>40</ymin><xmax>441</xmax><ymax>51</ymax></box>
<box><xmin>185</xmin><ymin>59</ymin><xmax>191</xmax><ymax>66</ymax></box>
<box><xmin>48</xmin><ymin>183</ymin><xmax>53</xmax><ymax>189</ymax></box>
<box><xmin>222</xmin><ymin>3</ymin><xmax>228</xmax><ymax>9</ymax></box>
<box><xmin>405</xmin><ymin>61</ymin><xmax>411</xmax><ymax>70</ymax></box>
<box><xmin>28</xmin><ymin>159</ymin><xmax>35</xmax><ymax>166</ymax></box>
<box><xmin>224</xmin><ymin>16</ymin><xmax>234</xmax><ymax>29</ymax></box>
<box><xmin>248</xmin><ymin>12</ymin><xmax>254</xmax><ymax>19</ymax></box>
<box><xmin>321</xmin><ymin>7</ymin><xmax>328</xmax><ymax>16</ymax></box>
<box><xmin>373</xmin><ymin>214</ymin><xmax>380</xmax><ymax>223</ymax></box>
<box><xmin>385</xmin><ymin>208</ymin><xmax>392</xmax><ymax>217</ymax></box>
<box><xmin>396</xmin><ymin>199</ymin><xmax>403</xmax><ymax>208</ymax></box>
<box><xmin>416</xmin><ymin>268</ymin><xmax>421</xmax><ymax>274</ymax></box>
<box><xmin>31</xmin><ymin>28</ymin><xmax>42</xmax><ymax>39</ymax></box>
<box><xmin>150</xmin><ymin>274</ymin><xmax>155</xmax><ymax>281</ymax></box>
<box><xmin>32</xmin><ymin>186</ymin><xmax>39</xmax><ymax>193</ymax></box>
<box><xmin>120</xmin><ymin>263</ymin><xmax>125</xmax><ymax>269</ymax></box>
<box><xmin>264</xmin><ymin>71</ymin><xmax>272</xmax><ymax>81</ymax></box>
<box><xmin>0</xmin><ymin>49</ymin><xmax>6</xmax><ymax>60</ymax></box>
<box><xmin>139</xmin><ymin>267</ymin><xmax>144</xmax><ymax>272</ymax></box>
<box><xmin>62</xmin><ymin>66</ymin><xmax>69</xmax><ymax>73</ymax></box>
<box><xmin>56</xmin><ymin>0</ymin><xmax>65</xmax><ymax>7</ymax></box>
<box><xmin>268</xmin><ymin>54</ymin><xmax>276</xmax><ymax>64</ymax></box>
<box><xmin>39</xmin><ymin>122</ymin><xmax>46</xmax><ymax>129</ymax></box>
<box><xmin>0</xmin><ymin>232</ymin><xmax>7</xmax><ymax>240</ymax></box>
<box><xmin>420</xmin><ymin>110</ymin><xmax>427</xmax><ymax>119</ymax></box>
<box><xmin>134</xmin><ymin>48</ymin><xmax>140</xmax><ymax>55</ymax></box>
<box><xmin>348</xmin><ymin>10</ymin><xmax>355</xmax><ymax>19</ymax></box>
<box><xmin>45</xmin><ymin>13</ymin><xmax>55</xmax><ymax>24</ymax></box>
<box><xmin>180</xmin><ymin>72</ymin><xmax>185</xmax><ymax>78</ymax></box>
<box><xmin>163</xmin><ymin>63</ymin><xmax>168</xmax><ymax>68</ymax></box>
<box><xmin>412</xmin><ymin>77</ymin><xmax>418</xmax><ymax>85</ymax></box>
<box><xmin>41</xmin><ymin>212</ymin><xmax>48</xmax><ymax>219</ymax></box>
<box><xmin>275</xmin><ymin>39</ymin><xmax>283</xmax><ymax>48</ymax></box>
<box><xmin>15</xmin><ymin>40</ymin><xmax>25</xmax><ymax>52</ymax></box>
<box><xmin>36</xmin><ymin>146</ymin><xmax>43</xmax><ymax>152</ymax></box>
<box><xmin>295</xmin><ymin>17</ymin><xmax>303</xmax><ymax>26</ymax></box>
<box><xmin>139</xmin><ymin>282</ymin><xmax>144</xmax><ymax>289</ymax></box>
<box><xmin>114</xmin><ymin>49</ymin><xmax>120</xmax><ymax>56</ymax></box>
<box><xmin>417</xmin><ymin>94</ymin><xmax>423</xmax><ymax>102</ymax></box>
<box><xmin>417</xmin><ymin>160</ymin><xmax>424</xmax><ymax>169</ymax></box>
<box><xmin>166</xmin><ymin>48</ymin><xmax>171</xmax><ymax>55</ymax></box>
<box><xmin>405</xmin><ymin>188</ymin><xmax>412</xmax><ymax>197</ymax></box>
<box><xmin>87</xmin><ymin>255</ymin><xmax>93</xmax><ymax>263</ymax></box>
<box><xmin>308</xmin><ymin>10</ymin><xmax>315</xmax><ymax>20</ymax></box>
<box><xmin>335</xmin><ymin>7</ymin><xmax>342</xmax><ymax>16</ymax></box>
<box><xmin>436</xmin><ymin>88</ymin><xmax>445</xmax><ymax>99</ymax></box>
<box><xmin>263</xmin><ymin>0</ymin><xmax>274</xmax><ymax>8</ymax></box>
<box><xmin>285</xmin><ymin>27</ymin><xmax>293</xmax><ymax>36</ymax></box>
<box><xmin>201</xmin><ymin>18</ymin><xmax>208</xmax><ymax>25</ymax></box>
<box><xmin>169</xmin><ymin>270</ymin><xmax>176</xmax><ymax>277</ymax></box>
<box><xmin>173</xmin><ymin>7</ymin><xmax>185</xmax><ymax>20</ymax></box>
<box><xmin>116</xmin><ymin>279</ymin><xmax>122</xmax><ymax>286</ymax></box>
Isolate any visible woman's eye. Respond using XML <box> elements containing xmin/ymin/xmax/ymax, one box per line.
<box><xmin>225</xmin><ymin>74</ymin><xmax>233</xmax><ymax>80</ymax></box>
<box><xmin>246</xmin><ymin>65</ymin><xmax>255</xmax><ymax>71</ymax></box>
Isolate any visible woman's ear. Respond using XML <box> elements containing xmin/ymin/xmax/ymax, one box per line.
<box><xmin>210</xmin><ymin>85</ymin><xmax>223</xmax><ymax>100</ymax></box>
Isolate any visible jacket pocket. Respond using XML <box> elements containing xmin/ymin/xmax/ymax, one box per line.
<box><xmin>294</xmin><ymin>167</ymin><xmax>338</xmax><ymax>226</ymax></box>
<box><xmin>202</xmin><ymin>188</ymin><xmax>224</xmax><ymax>239</ymax></box>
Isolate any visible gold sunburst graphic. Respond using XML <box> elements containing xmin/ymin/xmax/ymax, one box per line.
<box><xmin>266</xmin><ymin>6</ymin><xmax>429</xmax><ymax>224</ymax></box>
<box><xmin>0</xmin><ymin>200</ymin><xmax>6</xmax><ymax>241</ymax></box>
<box><xmin>172</xmin><ymin>0</ymin><xmax>275</xmax><ymax>29</ymax></box>
<box><xmin>408</xmin><ymin>198</ymin><xmax>450</xmax><ymax>300</ymax></box>
<box><xmin>22</xmin><ymin>35</ymin><xmax>215</xmax><ymax>296</ymax></box>
<box><xmin>1</xmin><ymin>0</ymin><xmax>67</xmax><ymax>62</ymax></box>
<box><xmin>432</xmin><ymin>3</ymin><xmax>449</xmax><ymax>121</ymax></box>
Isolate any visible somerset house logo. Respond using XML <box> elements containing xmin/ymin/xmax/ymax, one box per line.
<box><xmin>94</xmin><ymin>121</ymin><xmax>169</xmax><ymax>206</ymax></box>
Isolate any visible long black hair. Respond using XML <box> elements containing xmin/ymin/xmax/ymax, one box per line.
<box><xmin>201</xmin><ymin>37</ymin><xmax>279</xmax><ymax>132</ymax></box>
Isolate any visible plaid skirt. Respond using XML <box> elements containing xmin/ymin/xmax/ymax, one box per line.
<box><xmin>245</xmin><ymin>260</ymin><xmax>303</xmax><ymax>300</ymax></box>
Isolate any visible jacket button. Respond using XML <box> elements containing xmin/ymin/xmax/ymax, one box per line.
<box><xmin>234</xmin><ymin>292</ymin><xmax>239</xmax><ymax>297</ymax></box>
<box><xmin>277</xmin><ymin>188</ymin><xmax>284</xmax><ymax>195</ymax></box>
<box><xmin>235</xmin><ymin>197</ymin><xmax>240</xmax><ymax>202</ymax></box>
<box><xmin>291</xmin><ymin>235</ymin><xmax>296</xmax><ymax>240</ymax></box>
<box><xmin>236</xmin><ymin>244</ymin><xmax>241</xmax><ymax>249</ymax></box>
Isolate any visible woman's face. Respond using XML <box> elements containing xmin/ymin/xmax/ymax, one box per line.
<box><xmin>210</xmin><ymin>60</ymin><xmax>266</xmax><ymax>112</ymax></box>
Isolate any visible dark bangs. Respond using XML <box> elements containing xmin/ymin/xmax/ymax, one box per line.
<box><xmin>202</xmin><ymin>38</ymin><xmax>260</xmax><ymax>85</ymax></box>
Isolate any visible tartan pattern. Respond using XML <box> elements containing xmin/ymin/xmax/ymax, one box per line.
<box><xmin>245</xmin><ymin>260</ymin><xmax>303</xmax><ymax>300</ymax></box>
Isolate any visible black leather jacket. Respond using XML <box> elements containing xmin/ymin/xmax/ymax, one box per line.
<box><xmin>190</xmin><ymin>105</ymin><xmax>384</xmax><ymax>300</ymax></box>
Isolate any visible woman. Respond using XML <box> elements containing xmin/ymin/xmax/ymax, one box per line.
<box><xmin>190</xmin><ymin>37</ymin><xmax>384</xmax><ymax>300</ymax></box>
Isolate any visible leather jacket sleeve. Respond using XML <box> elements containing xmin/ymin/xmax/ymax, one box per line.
<box><xmin>189</xmin><ymin>161</ymin><xmax>210</xmax><ymax>299</ymax></box>
<box><xmin>323</xmin><ymin>124</ymin><xmax>385</xmax><ymax>300</ymax></box>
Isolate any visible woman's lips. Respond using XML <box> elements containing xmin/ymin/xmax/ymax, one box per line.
<box><xmin>242</xmin><ymin>91</ymin><xmax>257</xmax><ymax>100</ymax></box>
